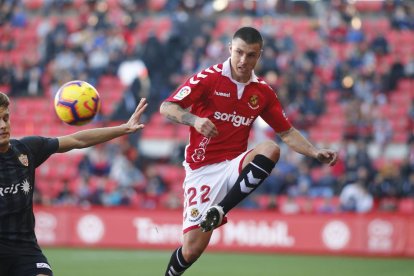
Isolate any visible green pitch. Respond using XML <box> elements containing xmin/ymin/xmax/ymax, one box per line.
<box><xmin>44</xmin><ymin>248</ymin><xmax>414</xmax><ymax>276</ymax></box>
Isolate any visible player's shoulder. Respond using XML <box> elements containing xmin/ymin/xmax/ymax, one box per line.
<box><xmin>19</xmin><ymin>136</ymin><xmax>44</xmax><ymax>145</ymax></box>
<box><xmin>188</xmin><ymin>63</ymin><xmax>223</xmax><ymax>85</ymax></box>
<box><xmin>19</xmin><ymin>136</ymin><xmax>57</xmax><ymax>150</ymax></box>
<box><xmin>254</xmin><ymin>76</ymin><xmax>276</xmax><ymax>93</ymax></box>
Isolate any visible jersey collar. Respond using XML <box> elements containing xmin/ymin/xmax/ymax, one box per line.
<box><xmin>222</xmin><ymin>58</ymin><xmax>259</xmax><ymax>84</ymax></box>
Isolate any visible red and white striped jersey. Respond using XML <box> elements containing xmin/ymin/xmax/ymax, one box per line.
<box><xmin>165</xmin><ymin>59</ymin><xmax>292</xmax><ymax>170</ymax></box>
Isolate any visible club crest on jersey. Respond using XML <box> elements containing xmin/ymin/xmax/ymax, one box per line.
<box><xmin>18</xmin><ymin>154</ymin><xmax>29</xmax><ymax>166</ymax></box>
<box><xmin>173</xmin><ymin>86</ymin><xmax>191</xmax><ymax>100</ymax></box>
<box><xmin>248</xmin><ymin>95</ymin><xmax>259</xmax><ymax>110</ymax></box>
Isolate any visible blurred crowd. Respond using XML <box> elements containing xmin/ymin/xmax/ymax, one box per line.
<box><xmin>1</xmin><ymin>0</ymin><xmax>414</xmax><ymax>213</ymax></box>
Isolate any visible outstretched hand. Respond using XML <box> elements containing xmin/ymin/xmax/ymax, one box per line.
<box><xmin>125</xmin><ymin>98</ymin><xmax>148</xmax><ymax>133</ymax></box>
<box><xmin>316</xmin><ymin>149</ymin><xmax>338</xmax><ymax>166</ymax></box>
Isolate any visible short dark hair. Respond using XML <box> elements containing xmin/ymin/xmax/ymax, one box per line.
<box><xmin>233</xmin><ymin>27</ymin><xmax>263</xmax><ymax>48</ymax></box>
<box><xmin>0</xmin><ymin>92</ymin><xmax>10</xmax><ymax>109</ymax></box>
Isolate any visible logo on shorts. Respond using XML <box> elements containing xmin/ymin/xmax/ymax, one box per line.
<box><xmin>18</xmin><ymin>154</ymin><xmax>29</xmax><ymax>166</ymax></box>
<box><xmin>248</xmin><ymin>95</ymin><xmax>259</xmax><ymax>110</ymax></box>
<box><xmin>190</xmin><ymin>208</ymin><xmax>199</xmax><ymax>218</ymax></box>
<box><xmin>188</xmin><ymin>208</ymin><xmax>201</xmax><ymax>222</ymax></box>
<box><xmin>36</xmin><ymin>263</ymin><xmax>52</xmax><ymax>270</ymax></box>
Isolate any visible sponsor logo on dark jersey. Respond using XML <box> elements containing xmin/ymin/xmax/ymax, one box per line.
<box><xmin>0</xmin><ymin>179</ymin><xmax>30</xmax><ymax>196</ymax></box>
<box><xmin>36</xmin><ymin>263</ymin><xmax>52</xmax><ymax>270</ymax></box>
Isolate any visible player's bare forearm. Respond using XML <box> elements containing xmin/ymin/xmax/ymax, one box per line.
<box><xmin>279</xmin><ymin>127</ymin><xmax>318</xmax><ymax>158</ymax></box>
<box><xmin>57</xmin><ymin>98</ymin><xmax>147</xmax><ymax>153</ymax></box>
<box><xmin>279</xmin><ymin>127</ymin><xmax>338</xmax><ymax>166</ymax></box>
<box><xmin>160</xmin><ymin>101</ymin><xmax>218</xmax><ymax>137</ymax></box>
<box><xmin>160</xmin><ymin>101</ymin><xmax>196</xmax><ymax>127</ymax></box>
<box><xmin>57</xmin><ymin>125</ymin><xmax>128</xmax><ymax>152</ymax></box>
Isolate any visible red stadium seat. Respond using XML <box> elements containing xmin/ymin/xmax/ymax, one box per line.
<box><xmin>398</xmin><ymin>198</ymin><xmax>414</xmax><ymax>214</ymax></box>
<box><xmin>355</xmin><ymin>0</ymin><xmax>383</xmax><ymax>13</ymax></box>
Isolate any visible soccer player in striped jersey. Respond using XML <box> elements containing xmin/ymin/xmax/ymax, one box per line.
<box><xmin>0</xmin><ymin>92</ymin><xmax>147</xmax><ymax>276</ymax></box>
<box><xmin>161</xmin><ymin>27</ymin><xmax>338</xmax><ymax>275</ymax></box>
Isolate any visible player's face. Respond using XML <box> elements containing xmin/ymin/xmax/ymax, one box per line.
<box><xmin>0</xmin><ymin>107</ymin><xmax>10</xmax><ymax>152</ymax></box>
<box><xmin>229</xmin><ymin>38</ymin><xmax>262</xmax><ymax>83</ymax></box>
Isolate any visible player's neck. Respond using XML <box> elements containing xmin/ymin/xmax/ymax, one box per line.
<box><xmin>0</xmin><ymin>143</ymin><xmax>10</xmax><ymax>153</ymax></box>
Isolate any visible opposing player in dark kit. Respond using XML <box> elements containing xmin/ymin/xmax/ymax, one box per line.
<box><xmin>0</xmin><ymin>92</ymin><xmax>147</xmax><ymax>276</ymax></box>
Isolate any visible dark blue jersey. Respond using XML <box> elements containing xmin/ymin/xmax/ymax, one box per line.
<box><xmin>0</xmin><ymin>136</ymin><xmax>58</xmax><ymax>256</ymax></box>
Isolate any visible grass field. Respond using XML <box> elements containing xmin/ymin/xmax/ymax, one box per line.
<box><xmin>43</xmin><ymin>248</ymin><xmax>414</xmax><ymax>276</ymax></box>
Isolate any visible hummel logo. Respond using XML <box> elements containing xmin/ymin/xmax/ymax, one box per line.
<box><xmin>240</xmin><ymin>171</ymin><xmax>261</xmax><ymax>193</ymax></box>
<box><xmin>214</xmin><ymin>91</ymin><xmax>230</xmax><ymax>98</ymax></box>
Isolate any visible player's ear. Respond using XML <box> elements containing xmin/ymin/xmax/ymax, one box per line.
<box><xmin>228</xmin><ymin>42</ymin><xmax>232</xmax><ymax>54</ymax></box>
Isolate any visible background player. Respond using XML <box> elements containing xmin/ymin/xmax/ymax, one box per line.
<box><xmin>160</xmin><ymin>27</ymin><xmax>338</xmax><ymax>275</ymax></box>
<box><xmin>0</xmin><ymin>92</ymin><xmax>147</xmax><ymax>276</ymax></box>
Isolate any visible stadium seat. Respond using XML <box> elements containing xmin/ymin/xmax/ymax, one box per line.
<box><xmin>398</xmin><ymin>198</ymin><xmax>414</xmax><ymax>214</ymax></box>
<box><xmin>355</xmin><ymin>0</ymin><xmax>383</xmax><ymax>13</ymax></box>
<box><xmin>23</xmin><ymin>0</ymin><xmax>44</xmax><ymax>10</ymax></box>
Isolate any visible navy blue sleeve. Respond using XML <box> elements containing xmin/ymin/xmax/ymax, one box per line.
<box><xmin>20</xmin><ymin>136</ymin><xmax>59</xmax><ymax>168</ymax></box>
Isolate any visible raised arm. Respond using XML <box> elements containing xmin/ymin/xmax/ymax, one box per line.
<box><xmin>279</xmin><ymin>127</ymin><xmax>338</xmax><ymax>166</ymax></box>
<box><xmin>160</xmin><ymin>101</ymin><xmax>218</xmax><ymax>137</ymax></box>
<box><xmin>57</xmin><ymin>98</ymin><xmax>148</xmax><ymax>153</ymax></box>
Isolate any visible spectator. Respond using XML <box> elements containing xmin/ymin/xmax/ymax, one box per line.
<box><xmin>369</xmin><ymin>30</ymin><xmax>389</xmax><ymax>56</ymax></box>
<box><xmin>317</xmin><ymin>197</ymin><xmax>337</xmax><ymax>213</ymax></box>
<box><xmin>309</xmin><ymin>166</ymin><xmax>336</xmax><ymax>198</ymax></box>
<box><xmin>280</xmin><ymin>196</ymin><xmax>301</xmax><ymax>214</ymax></box>
<box><xmin>0</xmin><ymin>23</ymin><xmax>15</xmax><ymax>51</ymax></box>
<box><xmin>339</xmin><ymin>180</ymin><xmax>373</xmax><ymax>213</ymax></box>
<box><xmin>390</xmin><ymin>5</ymin><xmax>412</xmax><ymax>30</ymax></box>
<box><xmin>79</xmin><ymin>143</ymin><xmax>112</xmax><ymax>177</ymax></box>
<box><xmin>296</xmin><ymin>161</ymin><xmax>314</xmax><ymax>196</ymax></box>
<box><xmin>54</xmin><ymin>180</ymin><xmax>76</xmax><ymax>206</ymax></box>
<box><xmin>9</xmin><ymin>65</ymin><xmax>28</xmax><ymax>97</ymax></box>
<box><xmin>400</xmin><ymin>172</ymin><xmax>414</xmax><ymax>197</ymax></box>
<box><xmin>386</xmin><ymin>55</ymin><xmax>405</xmax><ymax>91</ymax></box>
<box><xmin>370</xmin><ymin>162</ymin><xmax>400</xmax><ymax>198</ymax></box>
<box><xmin>404</xmin><ymin>55</ymin><xmax>414</xmax><ymax>78</ymax></box>
<box><xmin>109</xmin><ymin>146</ymin><xmax>146</xmax><ymax>190</ymax></box>
<box><xmin>10</xmin><ymin>4</ymin><xmax>27</xmax><ymax>28</ymax></box>
<box><xmin>372</xmin><ymin>110</ymin><xmax>393</xmax><ymax>154</ymax></box>
<box><xmin>0</xmin><ymin>59</ymin><xmax>12</xmax><ymax>86</ymax></box>
<box><xmin>346</xmin><ymin>25</ymin><xmax>365</xmax><ymax>44</ymax></box>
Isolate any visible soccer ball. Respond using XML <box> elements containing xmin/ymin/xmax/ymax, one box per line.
<box><xmin>54</xmin><ymin>80</ymin><xmax>101</xmax><ymax>126</ymax></box>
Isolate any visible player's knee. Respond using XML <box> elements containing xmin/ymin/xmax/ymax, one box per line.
<box><xmin>256</xmin><ymin>141</ymin><xmax>280</xmax><ymax>162</ymax></box>
<box><xmin>181</xmin><ymin>245</ymin><xmax>204</xmax><ymax>263</ymax></box>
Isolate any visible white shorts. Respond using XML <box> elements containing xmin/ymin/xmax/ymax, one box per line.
<box><xmin>182</xmin><ymin>151</ymin><xmax>250</xmax><ymax>233</ymax></box>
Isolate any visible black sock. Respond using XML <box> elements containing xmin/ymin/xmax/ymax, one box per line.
<box><xmin>165</xmin><ymin>247</ymin><xmax>193</xmax><ymax>276</ymax></box>
<box><xmin>219</xmin><ymin>154</ymin><xmax>275</xmax><ymax>214</ymax></box>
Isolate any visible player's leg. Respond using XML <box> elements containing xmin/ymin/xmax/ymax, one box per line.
<box><xmin>165</xmin><ymin>161</ymin><xmax>228</xmax><ymax>275</ymax></box>
<box><xmin>200</xmin><ymin>140</ymin><xmax>280</xmax><ymax>232</ymax></box>
<box><xmin>165</xmin><ymin>229</ymin><xmax>212</xmax><ymax>275</ymax></box>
